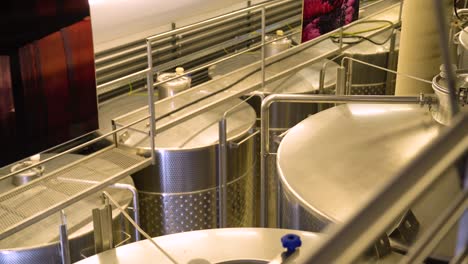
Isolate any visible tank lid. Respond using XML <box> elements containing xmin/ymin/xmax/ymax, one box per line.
<box><xmin>120</xmin><ymin>98</ymin><xmax>256</xmax><ymax>150</ymax></box>
<box><xmin>277</xmin><ymin>104</ymin><xmax>441</xmax><ymax>223</ymax></box>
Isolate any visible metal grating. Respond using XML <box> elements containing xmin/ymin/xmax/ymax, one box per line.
<box><xmin>0</xmin><ymin>147</ymin><xmax>148</xmax><ymax>240</ymax></box>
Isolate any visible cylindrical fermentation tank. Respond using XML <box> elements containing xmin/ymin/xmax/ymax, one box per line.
<box><xmin>75</xmin><ymin>228</ymin><xmax>404</xmax><ymax>263</ymax></box>
<box><xmin>340</xmin><ymin>30</ymin><xmax>400</xmax><ymax>95</ymax></box>
<box><xmin>277</xmin><ymin>103</ymin><xmax>462</xmax><ymax>261</ymax></box>
<box><xmin>118</xmin><ymin>98</ymin><xmax>257</xmax><ymax>236</ymax></box>
<box><xmin>0</xmin><ymin>154</ymin><xmax>135</xmax><ymax>263</ymax></box>
<box><xmin>157</xmin><ymin>67</ymin><xmax>191</xmax><ymax>100</ymax></box>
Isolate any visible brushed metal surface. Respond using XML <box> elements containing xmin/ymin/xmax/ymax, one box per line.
<box><xmin>0</xmin><ymin>154</ymin><xmax>135</xmax><ymax>263</ymax></box>
<box><xmin>75</xmin><ymin>228</ymin><xmax>403</xmax><ymax>263</ymax></box>
<box><xmin>277</xmin><ymin>104</ymin><xmax>462</xmax><ymax>258</ymax></box>
<box><xmin>278</xmin><ymin>104</ymin><xmax>441</xmax><ymax>223</ymax></box>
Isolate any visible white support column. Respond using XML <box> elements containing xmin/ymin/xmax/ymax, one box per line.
<box><xmin>395</xmin><ymin>0</ymin><xmax>453</xmax><ymax>95</ymax></box>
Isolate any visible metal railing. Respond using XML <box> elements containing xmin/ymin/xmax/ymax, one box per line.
<box><xmin>110</xmin><ymin>0</ymin><xmax>402</xmax><ymax>152</ymax></box>
<box><xmin>0</xmin><ymin>0</ymin><xmax>404</xmax><ymax>260</ymax></box>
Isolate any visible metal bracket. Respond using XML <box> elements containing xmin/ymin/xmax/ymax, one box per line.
<box><xmin>365</xmin><ymin>234</ymin><xmax>392</xmax><ymax>259</ymax></box>
<box><xmin>389</xmin><ymin>210</ymin><xmax>420</xmax><ymax>245</ymax></box>
<box><xmin>92</xmin><ymin>197</ymin><xmax>114</xmax><ymax>254</ymax></box>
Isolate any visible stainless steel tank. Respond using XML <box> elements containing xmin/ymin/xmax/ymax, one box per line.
<box><xmin>118</xmin><ymin>99</ymin><xmax>257</xmax><ymax>236</ymax></box>
<box><xmin>75</xmin><ymin>228</ymin><xmax>403</xmax><ymax>263</ymax></box>
<box><xmin>157</xmin><ymin>67</ymin><xmax>191</xmax><ymax>99</ymax></box>
<box><xmin>341</xmin><ymin>31</ymin><xmax>400</xmax><ymax>95</ymax></box>
<box><xmin>0</xmin><ymin>154</ymin><xmax>135</xmax><ymax>263</ymax></box>
<box><xmin>277</xmin><ymin>103</ymin><xmax>462</xmax><ymax>261</ymax></box>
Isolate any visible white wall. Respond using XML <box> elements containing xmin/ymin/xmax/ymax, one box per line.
<box><xmin>89</xmin><ymin>0</ymin><xmax>264</xmax><ymax>52</ymax></box>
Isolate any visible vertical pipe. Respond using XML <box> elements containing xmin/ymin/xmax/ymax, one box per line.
<box><xmin>346</xmin><ymin>60</ymin><xmax>353</xmax><ymax>95</ymax></box>
<box><xmin>336</xmin><ymin>66</ymin><xmax>346</xmax><ymax>96</ymax></box>
<box><xmin>398</xmin><ymin>0</ymin><xmax>403</xmax><ymax>24</ymax></box>
<box><xmin>385</xmin><ymin>31</ymin><xmax>398</xmax><ymax>95</ymax></box>
<box><xmin>112</xmin><ymin>183</ymin><xmax>141</xmax><ymax>241</ymax></box>
<box><xmin>218</xmin><ymin>118</ymin><xmax>228</xmax><ymax>228</ymax></box>
<box><xmin>59</xmin><ymin>210</ymin><xmax>71</xmax><ymax>264</ymax></box>
<box><xmin>111</xmin><ymin>120</ymin><xmax>119</xmax><ymax>147</ymax></box>
<box><xmin>319</xmin><ymin>61</ymin><xmax>327</xmax><ymax>93</ymax></box>
<box><xmin>261</xmin><ymin>8</ymin><xmax>266</xmax><ymax>89</ymax></box>
<box><xmin>276</xmin><ymin>180</ymin><xmax>282</xmax><ymax>227</ymax></box>
<box><xmin>146</xmin><ymin>40</ymin><xmax>157</xmax><ymax>165</ymax></box>
<box><xmin>432</xmin><ymin>0</ymin><xmax>459</xmax><ymax>118</ymax></box>
<box><xmin>260</xmin><ymin>100</ymin><xmax>270</xmax><ymax>227</ymax></box>
<box><xmin>339</xmin><ymin>26</ymin><xmax>344</xmax><ymax>51</ymax></box>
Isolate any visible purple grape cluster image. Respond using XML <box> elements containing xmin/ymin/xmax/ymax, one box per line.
<box><xmin>302</xmin><ymin>0</ymin><xmax>359</xmax><ymax>42</ymax></box>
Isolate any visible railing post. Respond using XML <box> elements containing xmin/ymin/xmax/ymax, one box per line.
<box><xmin>146</xmin><ymin>40</ymin><xmax>157</xmax><ymax>165</ymax></box>
<box><xmin>59</xmin><ymin>210</ymin><xmax>71</xmax><ymax>264</ymax></box>
<box><xmin>261</xmin><ymin>7</ymin><xmax>266</xmax><ymax>89</ymax></box>
<box><xmin>217</xmin><ymin>118</ymin><xmax>228</xmax><ymax>228</ymax></box>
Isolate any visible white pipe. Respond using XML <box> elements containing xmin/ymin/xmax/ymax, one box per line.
<box><xmin>395</xmin><ymin>0</ymin><xmax>453</xmax><ymax>95</ymax></box>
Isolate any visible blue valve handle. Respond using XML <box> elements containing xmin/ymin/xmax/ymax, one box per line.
<box><xmin>281</xmin><ymin>234</ymin><xmax>302</xmax><ymax>253</ymax></box>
